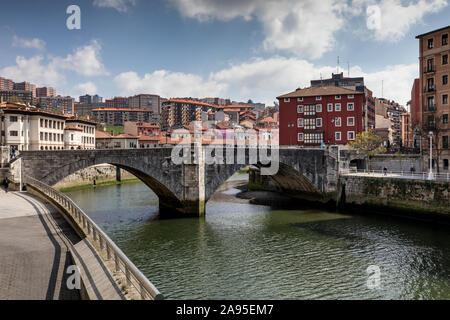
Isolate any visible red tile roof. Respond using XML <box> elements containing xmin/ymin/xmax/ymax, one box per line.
<box><xmin>277</xmin><ymin>86</ymin><xmax>363</xmax><ymax>99</ymax></box>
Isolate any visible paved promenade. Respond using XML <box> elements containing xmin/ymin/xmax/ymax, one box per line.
<box><xmin>0</xmin><ymin>190</ymin><xmax>81</xmax><ymax>300</ymax></box>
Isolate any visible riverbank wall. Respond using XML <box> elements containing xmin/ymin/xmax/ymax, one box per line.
<box><xmin>337</xmin><ymin>175</ymin><xmax>450</xmax><ymax>222</ymax></box>
<box><xmin>54</xmin><ymin>165</ymin><xmax>137</xmax><ymax>191</ymax></box>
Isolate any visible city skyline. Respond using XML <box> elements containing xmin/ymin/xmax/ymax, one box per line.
<box><xmin>0</xmin><ymin>0</ymin><xmax>449</xmax><ymax>106</ymax></box>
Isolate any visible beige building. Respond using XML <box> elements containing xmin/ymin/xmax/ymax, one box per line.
<box><xmin>95</xmin><ymin>131</ymin><xmax>138</xmax><ymax>149</ymax></box>
<box><xmin>417</xmin><ymin>25</ymin><xmax>450</xmax><ymax>172</ymax></box>
<box><xmin>65</xmin><ymin>119</ymin><xmax>96</xmax><ymax>149</ymax></box>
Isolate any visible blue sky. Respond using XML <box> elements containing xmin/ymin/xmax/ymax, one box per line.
<box><xmin>0</xmin><ymin>0</ymin><xmax>449</xmax><ymax>107</ymax></box>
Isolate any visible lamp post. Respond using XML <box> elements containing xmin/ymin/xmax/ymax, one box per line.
<box><xmin>428</xmin><ymin>131</ymin><xmax>434</xmax><ymax>180</ymax></box>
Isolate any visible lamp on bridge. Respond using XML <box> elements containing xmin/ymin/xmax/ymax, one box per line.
<box><xmin>0</xmin><ymin>109</ymin><xmax>4</xmax><ymax>147</ymax></box>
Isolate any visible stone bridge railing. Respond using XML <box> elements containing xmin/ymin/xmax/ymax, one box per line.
<box><xmin>25</xmin><ymin>175</ymin><xmax>164</xmax><ymax>300</ymax></box>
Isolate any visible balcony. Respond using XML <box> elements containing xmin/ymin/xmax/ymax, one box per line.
<box><xmin>424</xmin><ymin>86</ymin><xmax>435</xmax><ymax>93</ymax></box>
<box><xmin>424</xmin><ymin>65</ymin><xmax>436</xmax><ymax>74</ymax></box>
<box><xmin>427</xmin><ymin>104</ymin><xmax>436</xmax><ymax>111</ymax></box>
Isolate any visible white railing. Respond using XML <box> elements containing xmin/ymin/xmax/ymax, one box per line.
<box><xmin>340</xmin><ymin>168</ymin><xmax>450</xmax><ymax>182</ymax></box>
<box><xmin>25</xmin><ymin>175</ymin><xmax>164</xmax><ymax>300</ymax></box>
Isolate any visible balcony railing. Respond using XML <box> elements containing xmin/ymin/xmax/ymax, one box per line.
<box><xmin>425</xmin><ymin>86</ymin><xmax>436</xmax><ymax>93</ymax></box>
<box><xmin>427</xmin><ymin>104</ymin><xmax>436</xmax><ymax>111</ymax></box>
<box><xmin>424</xmin><ymin>65</ymin><xmax>436</xmax><ymax>73</ymax></box>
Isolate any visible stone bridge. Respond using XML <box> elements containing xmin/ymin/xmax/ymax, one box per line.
<box><xmin>13</xmin><ymin>146</ymin><xmax>339</xmax><ymax>218</ymax></box>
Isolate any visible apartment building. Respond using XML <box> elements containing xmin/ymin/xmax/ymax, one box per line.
<box><xmin>65</xmin><ymin>119</ymin><xmax>96</xmax><ymax>149</ymax></box>
<box><xmin>128</xmin><ymin>94</ymin><xmax>161</xmax><ymax>114</ymax></box>
<box><xmin>278</xmin><ymin>86</ymin><xmax>365</xmax><ymax>146</ymax></box>
<box><xmin>14</xmin><ymin>82</ymin><xmax>36</xmax><ymax>97</ymax></box>
<box><xmin>124</xmin><ymin>121</ymin><xmax>161</xmax><ymax>137</ymax></box>
<box><xmin>79</xmin><ymin>94</ymin><xmax>103</xmax><ymax>104</ymax></box>
<box><xmin>375</xmin><ymin>98</ymin><xmax>407</xmax><ymax>147</ymax></box>
<box><xmin>161</xmin><ymin>99</ymin><xmax>218</xmax><ymax>129</ymax></box>
<box><xmin>36</xmin><ymin>96</ymin><xmax>75</xmax><ymax>115</ymax></box>
<box><xmin>416</xmin><ymin>25</ymin><xmax>450</xmax><ymax>171</ymax></box>
<box><xmin>74</xmin><ymin>102</ymin><xmax>105</xmax><ymax>117</ymax></box>
<box><xmin>92</xmin><ymin>108</ymin><xmax>152</xmax><ymax>126</ymax></box>
<box><xmin>0</xmin><ymin>77</ymin><xmax>14</xmax><ymax>90</ymax></box>
<box><xmin>37</xmin><ymin>87</ymin><xmax>56</xmax><ymax>97</ymax></box>
<box><xmin>0</xmin><ymin>90</ymin><xmax>34</xmax><ymax>105</ymax></box>
<box><xmin>105</xmin><ymin>97</ymin><xmax>129</xmax><ymax>109</ymax></box>
<box><xmin>311</xmin><ymin>72</ymin><xmax>376</xmax><ymax>131</ymax></box>
<box><xmin>0</xmin><ymin>103</ymin><xmax>68</xmax><ymax>151</ymax></box>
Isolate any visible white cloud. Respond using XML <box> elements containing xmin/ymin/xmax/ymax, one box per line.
<box><xmin>114</xmin><ymin>70</ymin><xmax>226</xmax><ymax>98</ymax></box>
<box><xmin>93</xmin><ymin>0</ymin><xmax>137</xmax><ymax>12</ymax></box>
<box><xmin>115</xmin><ymin>57</ymin><xmax>417</xmax><ymax>106</ymax></box>
<box><xmin>52</xmin><ymin>40</ymin><xmax>109</xmax><ymax>77</ymax></box>
<box><xmin>75</xmin><ymin>82</ymin><xmax>98</xmax><ymax>95</ymax></box>
<box><xmin>169</xmin><ymin>0</ymin><xmax>448</xmax><ymax>58</ymax></box>
<box><xmin>0</xmin><ymin>41</ymin><xmax>108</xmax><ymax>90</ymax></box>
<box><xmin>367</xmin><ymin>0</ymin><xmax>448</xmax><ymax>41</ymax></box>
<box><xmin>12</xmin><ymin>35</ymin><xmax>46</xmax><ymax>50</ymax></box>
<box><xmin>169</xmin><ymin>0</ymin><xmax>346</xmax><ymax>59</ymax></box>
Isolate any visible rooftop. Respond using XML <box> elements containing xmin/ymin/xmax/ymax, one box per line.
<box><xmin>416</xmin><ymin>25</ymin><xmax>450</xmax><ymax>39</ymax></box>
<box><xmin>277</xmin><ymin>86</ymin><xmax>363</xmax><ymax>99</ymax></box>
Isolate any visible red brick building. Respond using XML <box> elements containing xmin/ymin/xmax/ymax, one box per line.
<box><xmin>277</xmin><ymin>86</ymin><xmax>365</xmax><ymax>146</ymax></box>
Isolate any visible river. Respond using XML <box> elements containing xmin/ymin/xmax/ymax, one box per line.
<box><xmin>65</xmin><ymin>176</ymin><xmax>450</xmax><ymax>300</ymax></box>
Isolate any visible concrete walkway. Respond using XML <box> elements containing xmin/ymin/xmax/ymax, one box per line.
<box><xmin>0</xmin><ymin>190</ymin><xmax>81</xmax><ymax>300</ymax></box>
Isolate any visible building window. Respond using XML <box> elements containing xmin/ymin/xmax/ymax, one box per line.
<box><xmin>297</xmin><ymin>118</ymin><xmax>304</xmax><ymax>128</ymax></box>
<box><xmin>297</xmin><ymin>97</ymin><xmax>303</xmax><ymax>102</ymax></box>
<box><xmin>304</xmin><ymin>105</ymin><xmax>316</xmax><ymax>116</ymax></box>
<box><xmin>335</xmin><ymin>117</ymin><xmax>342</xmax><ymax>127</ymax></box>
<box><xmin>327</xmin><ymin>103</ymin><xmax>333</xmax><ymax>112</ymax></box>
<box><xmin>304</xmin><ymin>133</ymin><xmax>323</xmax><ymax>145</ymax></box>
<box><xmin>316</xmin><ymin>104</ymin><xmax>322</xmax><ymax>112</ymax></box>
<box><xmin>348</xmin><ymin>95</ymin><xmax>354</xmax><ymax>99</ymax></box>
<box><xmin>347</xmin><ymin>117</ymin><xmax>355</xmax><ymax>126</ymax></box>
<box><xmin>304</xmin><ymin>118</ymin><xmax>316</xmax><ymax>130</ymax></box>
<box><xmin>335</xmin><ymin>103</ymin><xmax>341</xmax><ymax>112</ymax></box>
<box><xmin>347</xmin><ymin>103</ymin><xmax>355</xmax><ymax>111</ymax></box>
<box><xmin>335</xmin><ymin>95</ymin><xmax>341</xmax><ymax>100</ymax></box>
<box><xmin>316</xmin><ymin>96</ymin><xmax>322</xmax><ymax>101</ymax></box>
<box><xmin>348</xmin><ymin>131</ymin><xmax>355</xmax><ymax>141</ymax></box>
<box><xmin>443</xmin><ymin>34</ymin><xmax>449</xmax><ymax>46</ymax></box>
<box><xmin>443</xmin><ymin>75</ymin><xmax>448</xmax><ymax>85</ymax></box>
<box><xmin>316</xmin><ymin>118</ymin><xmax>323</xmax><ymax>127</ymax></box>
<box><xmin>443</xmin><ymin>136</ymin><xmax>449</xmax><ymax>149</ymax></box>
<box><xmin>297</xmin><ymin>105</ymin><xmax>304</xmax><ymax>113</ymax></box>
<box><xmin>444</xmin><ymin>94</ymin><xmax>449</xmax><ymax>105</ymax></box>
<box><xmin>9</xmin><ymin>131</ymin><xmax>18</xmax><ymax>137</ymax></box>
<box><xmin>443</xmin><ymin>55</ymin><xmax>449</xmax><ymax>65</ymax></box>
<box><xmin>444</xmin><ymin>114</ymin><xmax>449</xmax><ymax>124</ymax></box>
<box><xmin>444</xmin><ymin>159</ymin><xmax>449</xmax><ymax>171</ymax></box>
<box><xmin>284</xmin><ymin>98</ymin><xmax>290</xmax><ymax>102</ymax></box>
<box><xmin>9</xmin><ymin>116</ymin><xmax>18</xmax><ymax>122</ymax></box>
<box><xmin>298</xmin><ymin>133</ymin><xmax>304</xmax><ymax>142</ymax></box>
<box><xmin>428</xmin><ymin>38</ymin><xmax>434</xmax><ymax>49</ymax></box>
<box><xmin>335</xmin><ymin>132</ymin><xmax>342</xmax><ymax>141</ymax></box>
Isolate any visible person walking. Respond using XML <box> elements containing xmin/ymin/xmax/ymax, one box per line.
<box><xmin>3</xmin><ymin>177</ymin><xmax>10</xmax><ymax>193</ymax></box>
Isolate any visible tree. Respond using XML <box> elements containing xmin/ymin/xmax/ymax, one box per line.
<box><xmin>349</xmin><ymin>131</ymin><xmax>386</xmax><ymax>171</ymax></box>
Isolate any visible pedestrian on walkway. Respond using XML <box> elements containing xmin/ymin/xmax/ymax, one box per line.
<box><xmin>3</xmin><ymin>177</ymin><xmax>10</xmax><ymax>193</ymax></box>
<box><xmin>383</xmin><ymin>167</ymin><xmax>388</xmax><ymax>176</ymax></box>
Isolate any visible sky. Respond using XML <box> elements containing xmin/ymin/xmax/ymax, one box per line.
<box><xmin>0</xmin><ymin>0</ymin><xmax>449</xmax><ymax>108</ymax></box>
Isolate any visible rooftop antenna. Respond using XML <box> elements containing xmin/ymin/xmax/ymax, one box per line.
<box><xmin>337</xmin><ymin>56</ymin><xmax>340</xmax><ymax>74</ymax></box>
<box><xmin>382</xmin><ymin>80</ymin><xmax>384</xmax><ymax>97</ymax></box>
<box><xmin>347</xmin><ymin>61</ymin><xmax>350</xmax><ymax>77</ymax></box>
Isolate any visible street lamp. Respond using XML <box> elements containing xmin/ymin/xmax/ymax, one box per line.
<box><xmin>428</xmin><ymin>131</ymin><xmax>434</xmax><ymax>180</ymax></box>
<box><xmin>0</xmin><ymin>109</ymin><xmax>4</xmax><ymax>146</ymax></box>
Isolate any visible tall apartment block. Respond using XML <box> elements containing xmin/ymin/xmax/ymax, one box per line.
<box><xmin>0</xmin><ymin>90</ymin><xmax>34</xmax><ymax>104</ymax></box>
<box><xmin>14</xmin><ymin>81</ymin><xmax>36</xmax><ymax>97</ymax></box>
<box><xmin>92</xmin><ymin>108</ymin><xmax>152</xmax><ymax>126</ymax></box>
<box><xmin>36</xmin><ymin>96</ymin><xmax>75</xmax><ymax>115</ymax></box>
<box><xmin>129</xmin><ymin>94</ymin><xmax>161</xmax><ymax>114</ymax></box>
<box><xmin>161</xmin><ymin>99</ymin><xmax>218</xmax><ymax>129</ymax></box>
<box><xmin>79</xmin><ymin>94</ymin><xmax>103</xmax><ymax>104</ymax></box>
<box><xmin>37</xmin><ymin>87</ymin><xmax>56</xmax><ymax>97</ymax></box>
<box><xmin>416</xmin><ymin>25</ymin><xmax>450</xmax><ymax>171</ymax></box>
<box><xmin>0</xmin><ymin>77</ymin><xmax>14</xmax><ymax>90</ymax></box>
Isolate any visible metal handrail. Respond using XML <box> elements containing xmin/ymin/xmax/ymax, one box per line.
<box><xmin>25</xmin><ymin>175</ymin><xmax>164</xmax><ymax>300</ymax></box>
<box><xmin>340</xmin><ymin>168</ymin><xmax>450</xmax><ymax>182</ymax></box>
